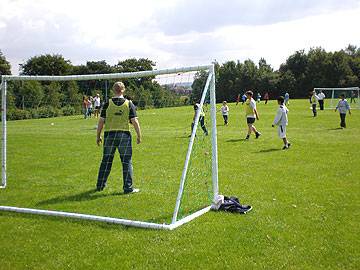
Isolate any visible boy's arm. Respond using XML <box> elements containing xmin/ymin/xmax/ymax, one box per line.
<box><xmin>273</xmin><ymin>109</ymin><xmax>281</xmax><ymax>126</ymax></box>
<box><xmin>96</xmin><ymin>117</ymin><xmax>105</xmax><ymax>145</ymax></box>
<box><xmin>346</xmin><ymin>101</ymin><xmax>351</xmax><ymax>115</ymax></box>
<box><xmin>254</xmin><ymin>108</ymin><xmax>259</xmax><ymax>120</ymax></box>
<box><xmin>130</xmin><ymin>117</ymin><xmax>142</xmax><ymax>144</ymax></box>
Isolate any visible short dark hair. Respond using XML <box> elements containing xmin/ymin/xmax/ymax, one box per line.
<box><xmin>245</xmin><ymin>90</ymin><xmax>253</xmax><ymax>96</ymax></box>
<box><xmin>277</xmin><ymin>96</ymin><xmax>285</xmax><ymax>104</ymax></box>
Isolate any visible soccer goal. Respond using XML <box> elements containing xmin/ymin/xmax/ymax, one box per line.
<box><xmin>0</xmin><ymin>64</ymin><xmax>218</xmax><ymax>230</ymax></box>
<box><xmin>314</xmin><ymin>87</ymin><xmax>360</xmax><ymax>109</ymax></box>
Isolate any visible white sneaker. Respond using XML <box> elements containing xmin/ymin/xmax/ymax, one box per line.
<box><xmin>125</xmin><ymin>188</ymin><xmax>140</xmax><ymax>194</ymax></box>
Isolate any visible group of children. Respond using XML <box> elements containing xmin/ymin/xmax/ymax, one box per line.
<box><xmin>192</xmin><ymin>91</ymin><xmax>291</xmax><ymax>150</ymax></box>
<box><xmin>241</xmin><ymin>91</ymin><xmax>290</xmax><ymax>149</ymax></box>
<box><xmin>82</xmin><ymin>94</ymin><xmax>101</xmax><ymax>119</ymax></box>
<box><xmin>192</xmin><ymin>89</ymin><xmax>353</xmax><ymax>150</ymax></box>
<box><xmin>310</xmin><ymin>90</ymin><xmax>352</xmax><ymax>128</ymax></box>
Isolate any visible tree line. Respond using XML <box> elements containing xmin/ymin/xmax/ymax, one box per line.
<box><xmin>0</xmin><ymin>54</ymin><xmax>184</xmax><ymax>120</ymax></box>
<box><xmin>191</xmin><ymin>45</ymin><xmax>360</xmax><ymax>103</ymax></box>
<box><xmin>1</xmin><ymin>45</ymin><xmax>359</xmax><ymax>120</ymax></box>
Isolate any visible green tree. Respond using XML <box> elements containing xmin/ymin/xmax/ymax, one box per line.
<box><xmin>191</xmin><ymin>70</ymin><xmax>208</xmax><ymax>103</ymax></box>
<box><xmin>20</xmin><ymin>54</ymin><xmax>72</xmax><ymax>76</ymax></box>
<box><xmin>0</xmin><ymin>50</ymin><xmax>11</xmax><ymax>75</ymax></box>
<box><xmin>16</xmin><ymin>81</ymin><xmax>44</xmax><ymax>109</ymax></box>
<box><xmin>44</xmin><ymin>82</ymin><xmax>62</xmax><ymax>108</ymax></box>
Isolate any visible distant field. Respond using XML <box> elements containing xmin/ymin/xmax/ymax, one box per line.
<box><xmin>0</xmin><ymin>99</ymin><xmax>359</xmax><ymax>270</ymax></box>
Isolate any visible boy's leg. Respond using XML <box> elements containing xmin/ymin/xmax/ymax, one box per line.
<box><xmin>117</xmin><ymin>132</ymin><xmax>134</xmax><ymax>193</ymax></box>
<box><xmin>97</xmin><ymin>132</ymin><xmax>118</xmax><ymax>190</ymax></box>
<box><xmin>199</xmin><ymin>116</ymin><xmax>208</xmax><ymax>135</ymax></box>
<box><xmin>340</xmin><ymin>113</ymin><xmax>346</xmax><ymax>128</ymax></box>
<box><xmin>246</xmin><ymin>123</ymin><xmax>251</xmax><ymax>139</ymax></box>
<box><xmin>312</xmin><ymin>104</ymin><xmax>317</xmax><ymax>116</ymax></box>
<box><xmin>252</xmin><ymin>125</ymin><xmax>261</xmax><ymax>138</ymax></box>
<box><xmin>279</xmin><ymin>126</ymin><xmax>290</xmax><ymax>149</ymax></box>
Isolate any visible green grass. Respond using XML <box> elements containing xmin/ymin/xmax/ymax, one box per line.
<box><xmin>0</xmin><ymin>99</ymin><xmax>359</xmax><ymax>269</ymax></box>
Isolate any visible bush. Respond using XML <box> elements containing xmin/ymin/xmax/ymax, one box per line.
<box><xmin>62</xmin><ymin>106</ymin><xmax>76</xmax><ymax>116</ymax></box>
<box><xmin>7</xmin><ymin>109</ymin><xmax>31</xmax><ymax>120</ymax></box>
<box><xmin>36</xmin><ymin>106</ymin><xmax>62</xmax><ymax>118</ymax></box>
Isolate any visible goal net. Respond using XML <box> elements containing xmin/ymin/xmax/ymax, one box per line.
<box><xmin>0</xmin><ymin>65</ymin><xmax>218</xmax><ymax>230</ymax></box>
<box><xmin>314</xmin><ymin>87</ymin><xmax>360</xmax><ymax>109</ymax></box>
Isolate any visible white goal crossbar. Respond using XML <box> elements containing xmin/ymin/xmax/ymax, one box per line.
<box><xmin>0</xmin><ymin>65</ymin><xmax>218</xmax><ymax>230</ymax></box>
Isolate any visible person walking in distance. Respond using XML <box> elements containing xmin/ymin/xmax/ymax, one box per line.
<box><xmin>310</xmin><ymin>90</ymin><xmax>319</xmax><ymax>117</ymax></box>
<box><xmin>335</xmin><ymin>94</ymin><xmax>351</xmax><ymax>128</ymax></box>
<box><xmin>317</xmin><ymin>90</ymin><xmax>326</xmax><ymax>110</ymax></box>
<box><xmin>244</xmin><ymin>91</ymin><xmax>261</xmax><ymax>140</ymax></box>
<box><xmin>94</xmin><ymin>93</ymin><xmax>101</xmax><ymax>118</ymax></box>
<box><xmin>272</xmin><ymin>96</ymin><xmax>291</xmax><ymax>150</ymax></box>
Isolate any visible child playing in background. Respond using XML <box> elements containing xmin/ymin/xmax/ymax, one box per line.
<box><xmin>256</xmin><ymin>92</ymin><xmax>261</xmax><ymax>103</ymax></box>
<box><xmin>190</xmin><ymin>102</ymin><xmax>208</xmax><ymax>136</ymax></box>
<box><xmin>236</xmin><ymin>94</ymin><xmax>240</xmax><ymax>105</ymax></box>
<box><xmin>272</xmin><ymin>96</ymin><xmax>291</xmax><ymax>149</ymax></box>
<box><xmin>244</xmin><ymin>91</ymin><xmax>261</xmax><ymax>140</ymax></box>
<box><xmin>284</xmin><ymin>92</ymin><xmax>290</xmax><ymax>106</ymax></box>
<box><xmin>335</xmin><ymin>94</ymin><xmax>351</xmax><ymax>128</ymax></box>
<box><xmin>220</xmin><ymin>101</ymin><xmax>229</xmax><ymax>125</ymax></box>
<box><xmin>264</xmin><ymin>92</ymin><xmax>269</xmax><ymax>104</ymax></box>
<box><xmin>310</xmin><ymin>90</ymin><xmax>319</xmax><ymax>117</ymax></box>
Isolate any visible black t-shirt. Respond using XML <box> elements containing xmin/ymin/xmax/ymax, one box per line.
<box><xmin>100</xmin><ymin>97</ymin><xmax>137</xmax><ymax>120</ymax></box>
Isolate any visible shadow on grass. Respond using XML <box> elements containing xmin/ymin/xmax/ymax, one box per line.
<box><xmin>226</xmin><ymin>138</ymin><xmax>247</xmax><ymax>143</ymax></box>
<box><xmin>327</xmin><ymin>127</ymin><xmax>343</xmax><ymax>131</ymax></box>
<box><xmin>36</xmin><ymin>189</ymin><xmax>124</xmax><ymax>206</ymax></box>
<box><xmin>257</xmin><ymin>148</ymin><xmax>282</xmax><ymax>153</ymax></box>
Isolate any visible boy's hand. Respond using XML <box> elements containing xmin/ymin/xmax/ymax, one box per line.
<box><xmin>97</xmin><ymin>136</ymin><xmax>102</xmax><ymax>146</ymax></box>
<box><xmin>272</xmin><ymin>124</ymin><xmax>274</xmax><ymax>127</ymax></box>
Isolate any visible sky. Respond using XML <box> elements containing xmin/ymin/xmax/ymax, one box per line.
<box><xmin>0</xmin><ymin>0</ymin><xmax>360</xmax><ymax>75</ymax></box>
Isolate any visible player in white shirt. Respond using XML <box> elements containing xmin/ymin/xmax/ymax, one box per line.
<box><xmin>317</xmin><ymin>90</ymin><xmax>326</xmax><ymax>110</ymax></box>
<box><xmin>335</xmin><ymin>94</ymin><xmax>351</xmax><ymax>128</ymax></box>
<box><xmin>220</xmin><ymin>101</ymin><xmax>229</xmax><ymax>125</ymax></box>
<box><xmin>94</xmin><ymin>94</ymin><xmax>101</xmax><ymax>118</ymax></box>
<box><xmin>244</xmin><ymin>91</ymin><xmax>261</xmax><ymax>140</ymax></box>
<box><xmin>272</xmin><ymin>96</ymin><xmax>291</xmax><ymax>149</ymax></box>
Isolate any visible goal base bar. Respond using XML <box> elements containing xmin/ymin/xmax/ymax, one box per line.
<box><xmin>0</xmin><ymin>205</ymin><xmax>211</xmax><ymax>230</ymax></box>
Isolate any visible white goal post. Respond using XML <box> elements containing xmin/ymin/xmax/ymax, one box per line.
<box><xmin>0</xmin><ymin>64</ymin><xmax>219</xmax><ymax>230</ymax></box>
<box><xmin>314</xmin><ymin>87</ymin><xmax>360</xmax><ymax>109</ymax></box>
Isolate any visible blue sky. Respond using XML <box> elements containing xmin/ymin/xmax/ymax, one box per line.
<box><xmin>0</xmin><ymin>0</ymin><xmax>359</xmax><ymax>74</ymax></box>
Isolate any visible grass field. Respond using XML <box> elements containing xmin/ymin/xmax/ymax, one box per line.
<box><xmin>0</xmin><ymin>99</ymin><xmax>359</xmax><ymax>269</ymax></box>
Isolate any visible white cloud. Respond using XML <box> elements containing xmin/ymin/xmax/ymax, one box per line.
<box><xmin>0</xmin><ymin>0</ymin><xmax>359</xmax><ymax>75</ymax></box>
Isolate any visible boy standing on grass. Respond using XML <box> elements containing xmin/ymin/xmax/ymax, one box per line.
<box><xmin>272</xmin><ymin>96</ymin><xmax>291</xmax><ymax>149</ymax></box>
<box><xmin>220</xmin><ymin>101</ymin><xmax>229</xmax><ymax>125</ymax></box>
<box><xmin>244</xmin><ymin>91</ymin><xmax>261</xmax><ymax>140</ymax></box>
<box><xmin>284</xmin><ymin>92</ymin><xmax>290</xmax><ymax>106</ymax></box>
<box><xmin>310</xmin><ymin>90</ymin><xmax>319</xmax><ymax>117</ymax></box>
<box><xmin>96</xmin><ymin>81</ymin><xmax>141</xmax><ymax>194</ymax></box>
<box><xmin>335</xmin><ymin>94</ymin><xmax>351</xmax><ymax>128</ymax></box>
<box><xmin>190</xmin><ymin>102</ymin><xmax>208</xmax><ymax>136</ymax></box>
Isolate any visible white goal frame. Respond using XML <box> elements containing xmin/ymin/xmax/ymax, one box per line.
<box><xmin>314</xmin><ymin>87</ymin><xmax>360</xmax><ymax>109</ymax></box>
<box><xmin>0</xmin><ymin>64</ymin><xmax>219</xmax><ymax>230</ymax></box>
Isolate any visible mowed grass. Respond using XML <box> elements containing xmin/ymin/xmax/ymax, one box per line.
<box><xmin>0</xmin><ymin>99</ymin><xmax>359</xmax><ymax>269</ymax></box>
